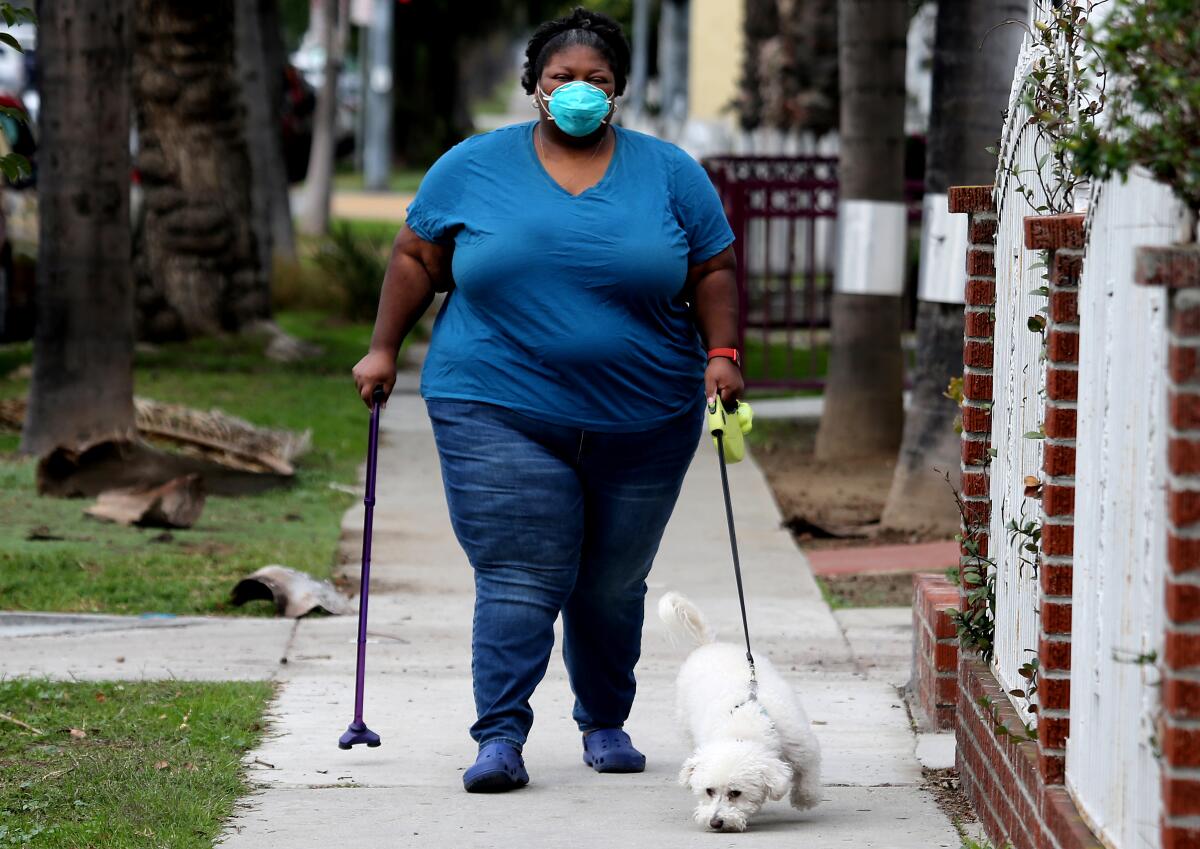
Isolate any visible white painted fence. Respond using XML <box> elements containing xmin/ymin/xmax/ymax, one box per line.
<box><xmin>1065</xmin><ymin>173</ymin><xmax>1177</xmax><ymax>849</ymax></box>
<box><xmin>989</xmin><ymin>31</ymin><xmax>1052</xmax><ymax>725</ymax></box>
<box><xmin>974</xmin><ymin>2</ymin><xmax>1180</xmax><ymax>846</ymax></box>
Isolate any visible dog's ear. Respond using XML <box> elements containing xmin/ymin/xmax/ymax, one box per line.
<box><xmin>678</xmin><ymin>755</ymin><xmax>699</xmax><ymax>788</ymax></box>
<box><xmin>765</xmin><ymin>757</ymin><xmax>793</xmax><ymax>801</ymax></box>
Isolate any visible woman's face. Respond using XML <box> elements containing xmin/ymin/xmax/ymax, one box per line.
<box><xmin>538</xmin><ymin>44</ymin><xmax>617</xmax><ymax>100</ymax></box>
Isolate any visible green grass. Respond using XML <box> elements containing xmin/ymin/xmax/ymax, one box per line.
<box><xmin>743</xmin><ymin>417</ymin><xmax>817</xmax><ymax>453</ymax></box>
<box><xmin>0</xmin><ymin>311</ymin><xmax>385</xmax><ymax>615</ymax></box>
<box><xmin>0</xmin><ymin>679</ymin><xmax>273</xmax><ymax>849</ymax></box>
<box><xmin>331</xmin><ymin>168</ymin><xmax>425</xmax><ymax>195</ymax></box>
<box><xmin>815</xmin><ymin>576</ymin><xmax>849</xmax><ymax>610</ymax></box>
<box><xmin>741</xmin><ymin>337</ymin><xmax>829</xmax><ymax>388</ymax></box>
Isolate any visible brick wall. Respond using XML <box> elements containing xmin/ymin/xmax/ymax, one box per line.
<box><xmin>958</xmin><ymin>658</ymin><xmax>1103</xmax><ymax>849</ymax></box>
<box><xmin>1135</xmin><ymin>244</ymin><xmax>1200</xmax><ymax>849</ymax></box>
<box><xmin>1023</xmin><ymin>213</ymin><xmax>1086</xmax><ymax>786</ymax></box>
<box><xmin>913</xmin><ymin>573</ymin><xmax>960</xmax><ymax>730</ymax></box>
<box><xmin>949</xmin><ymin>189</ymin><xmax>1102</xmax><ymax>849</ymax></box>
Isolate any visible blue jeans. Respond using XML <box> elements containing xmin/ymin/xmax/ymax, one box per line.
<box><xmin>427</xmin><ymin>399</ymin><xmax>702</xmax><ymax>751</ymax></box>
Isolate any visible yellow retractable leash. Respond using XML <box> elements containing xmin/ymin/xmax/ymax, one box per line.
<box><xmin>706</xmin><ymin>394</ymin><xmax>760</xmax><ymax>698</ymax></box>
<box><xmin>707</xmin><ymin>394</ymin><xmax>754</xmax><ymax>463</ymax></box>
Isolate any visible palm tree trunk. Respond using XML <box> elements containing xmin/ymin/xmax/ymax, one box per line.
<box><xmin>22</xmin><ymin>0</ymin><xmax>136</xmax><ymax>456</ymax></box>
<box><xmin>133</xmin><ymin>0</ymin><xmax>269</xmax><ymax>339</ymax></box>
<box><xmin>815</xmin><ymin>0</ymin><xmax>909</xmax><ymax>462</ymax></box>
<box><xmin>880</xmin><ymin>0</ymin><xmax>1027</xmax><ymax>533</ymax></box>
<box><xmin>239</xmin><ymin>0</ymin><xmax>296</xmax><ymax>271</ymax></box>
<box><xmin>258</xmin><ymin>0</ymin><xmax>297</xmax><ymax>260</ymax></box>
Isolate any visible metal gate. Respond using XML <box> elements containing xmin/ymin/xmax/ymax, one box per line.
<box><xmin>703</xmin><ymin>155</ymin><xmax>923</xmax><ymax>390</ymax></box>
<box><xmin>704</xmin><ymin>156</ymin><xmax>839</xmax><ymax>390</ymax></box>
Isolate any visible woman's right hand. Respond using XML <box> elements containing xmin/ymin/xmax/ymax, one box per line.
<box><xmin>352</xmin><ymin>349</ymin><xmax>398</xmax><ymax>409</ymax></box>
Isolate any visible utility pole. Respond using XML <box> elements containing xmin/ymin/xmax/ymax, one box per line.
<box><xmin>363</xmin><ymin>0</ymin><xmax>393</xmax><ymax>191</ymax></box>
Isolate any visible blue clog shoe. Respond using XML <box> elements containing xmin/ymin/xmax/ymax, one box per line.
<box><xmin>582</xmin><ymin>728</ymin><xmax>646</xmax><ymax>773</ymax></box>
<box><xmin>463</xmin><ymin>741</ymin><xmax>529</xmax><ymax>793</ymax></box>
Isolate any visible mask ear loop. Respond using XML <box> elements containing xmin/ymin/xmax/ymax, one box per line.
<box><xmin>533</xmin><ymin>87</ymin><xmax>556</xmax><ymax>123</ymax></box>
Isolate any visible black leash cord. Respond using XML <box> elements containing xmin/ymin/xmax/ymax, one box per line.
<box><xmin>715</xmin><ymin>429</ymin><xmax>758</xmax><ymax>696</ymax></box>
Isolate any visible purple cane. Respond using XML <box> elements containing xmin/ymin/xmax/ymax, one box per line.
<box><xmin>339</xmin><ymin>385</ymin><xmax>385</xmax><ymax>750</ymax></box>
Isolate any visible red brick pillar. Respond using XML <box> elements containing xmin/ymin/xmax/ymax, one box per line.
<box><xmin>949</xmin><ymin>185</ymin><xmax>997</xmax><ymax>619</ymax></box>
<box><xmin>1135</xmin><ymin>245</ymin><xmax>1200</xmax><ymax>849</ymax></box>
<box><xmin>912</xmin><ymin>574</ymin><xmax>961</xmax><ymax>730</ymax></box>
<box><xmin>1023</xmin><ymin>213</ymin><xmax>1086</xmax><ymax>785</ymax></box>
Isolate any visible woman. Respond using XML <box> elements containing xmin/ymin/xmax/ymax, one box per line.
<box><xmin>352</xmin><ymin>7</ymin><xmax>742</xmax><ymax>793</ymax></box>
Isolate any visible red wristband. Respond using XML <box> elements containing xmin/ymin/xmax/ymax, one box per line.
<box><xmin>707</xmin><ymin>347</ymin><xmax>741</xmax><ymax>368</ymax></box>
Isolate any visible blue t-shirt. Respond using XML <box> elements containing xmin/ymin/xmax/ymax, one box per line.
<box><xmin>407</xmin><ymin>121</ymin><xmax>734</xmax><ymax>432</ymax></box>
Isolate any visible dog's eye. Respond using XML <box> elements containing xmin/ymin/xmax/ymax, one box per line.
<box><xmin>728</xmin><ymin>790</ymin><xmax>742</xmax><ymax>799</ymax></box>
<box><xmin>705</xmin><ymin>788</ymin><xmax>715</xmax><ymax>797</ymax></box>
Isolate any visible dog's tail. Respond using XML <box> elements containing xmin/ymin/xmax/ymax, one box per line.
<box><xmin>657</xmin><ymin>592</ymin><xmax>715</xmax><ymax>646</ymax></box>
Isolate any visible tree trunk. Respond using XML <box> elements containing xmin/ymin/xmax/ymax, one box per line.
<box><xmin>236</xmin><ymin>0</ymin><xmax>280</xmax><ymax>280</ymax></box>
<box><xmin>255</xmin><ymin>0</ymin><xmax>297</xmax><ymax>261</ymax></box>
<box><xmin>299</xmin><ymin>0</ymin><xmax>346</xmax><ymax>236</ymax></box>
<box><xmin>815</xmin><ymin>0</ymin><xmax>909</xmax><ymax>462</ymax></box>
<box><xmin>741</xmin><ymin>0</ymin><xmax>839</xmax><ymax>137</ymax></box>
<box><xmin>22</xmin><ymin>0</ymin><xmax>137</xmax><ymax>457</ymax></box>
<box><xmin>880</xmin><ymin>0</ymin><xmax>1026</xmax><ymax>533</ymax></box>
<box><xmin>133</xmin><ymin>0</ymin><xmax>269</xmax><ymax>339</ymax></box>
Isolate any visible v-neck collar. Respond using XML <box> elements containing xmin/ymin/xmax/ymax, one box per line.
<box><xmin>526</xmin><ymin>121</ymin><xmax>621</xmax><ymax>199</ymax></box>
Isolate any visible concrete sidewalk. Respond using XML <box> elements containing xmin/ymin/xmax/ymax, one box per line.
<box><xmin>0</xmin><ymin>389</ymin><xmax>960</xmax><ymax>847</ymax></box>
<box><xmin>218</xmin><ymin>392</ymin><xmax>960</xmax><ymax>848</ymax></box>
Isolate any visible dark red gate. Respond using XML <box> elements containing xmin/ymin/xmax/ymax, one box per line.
<box><xmin>703</xmin><ymin>155</ymin><xmax>923</xmax><ymax>391</ymax></box>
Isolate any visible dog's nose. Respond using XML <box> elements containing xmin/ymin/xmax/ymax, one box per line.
<box><xmin>709</xmin><ymin>817</ymin><xmax>724</xmax><ymax>830</ymax></box>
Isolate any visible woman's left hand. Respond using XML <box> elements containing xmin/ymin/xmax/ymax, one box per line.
<box><xmin>705</xmin><ymin>357</ymin><xmax>744</xmax><ymax>408</ymax></box>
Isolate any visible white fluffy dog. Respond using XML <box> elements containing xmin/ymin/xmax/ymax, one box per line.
<box><xmin>658</xmin><ymin>592</ymin><xmax>822</xmax><ymax>832</ymax></box>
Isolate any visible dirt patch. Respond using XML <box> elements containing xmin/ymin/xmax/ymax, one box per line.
<box><xmin>750</xmin><ymin>419</ymin><xmax>895</xmax><ymax>532</ymax></box>
<box><xmin>817</xmin><ymin>572</ymin><xmax>924</xmax><ymax>608</ymax></box>
<box><xmin>921</xmin><ymin>766</ymin><xmax>977</xmax><ymax>830</ymax></box>
<box><xmin>749</xmin><ymin>418</ymin><xmax>953</xmax><ymax>553</ymax></box>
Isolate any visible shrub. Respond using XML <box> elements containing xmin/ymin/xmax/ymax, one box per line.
<box><xmin>1070</xmin><ymin>0</ymin><xmax>1200</xmax><ymax>227</ymax></box>
<box><xmin>311</xmin><ymin>223</ymin><xmax>390</xmax><ymax>322</ymax></box>
<box><xmin>271</xmin><ymin>256</ymin><xmax>346</xmax><ymax>314</ymax></box>
<box><xmin>310</xmin><ymin>223</ymin><xmax>391</xmax><ymax>322</ymax></box>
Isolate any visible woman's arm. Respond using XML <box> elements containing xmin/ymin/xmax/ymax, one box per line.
<box><xmin>687</xmin><ymin>245</ymin><xmax>744</xmax><ymax>406</ymax></box>
<box><xmin>351</xmin><ymin>226</ymin><xmax>452</xmax><ymax>407</ymax></box>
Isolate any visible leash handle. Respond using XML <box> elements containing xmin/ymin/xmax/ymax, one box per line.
<box><xmin>708</xmin><ymin>395</ymin><xmax>754</xmax><ymax>464</ymax></box>
<box><xmin>715</xmin><ymin>429</ymin><xmax>757</xmax><ymax>687</ymax></box>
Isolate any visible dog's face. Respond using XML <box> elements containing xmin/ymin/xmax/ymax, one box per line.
<box><xmin>678</xmin><ymin>739</ymin><xmax>791</xmax><ymax>832</ymax></box>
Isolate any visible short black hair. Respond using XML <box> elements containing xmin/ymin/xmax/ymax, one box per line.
<box><xmin>521</xmin><ymin>7</ymin><xmax>631</xmax><ymax>97</ymax></box>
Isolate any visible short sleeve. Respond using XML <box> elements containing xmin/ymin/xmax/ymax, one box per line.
<box><xmin>670</xmin><ymin>149</ymin><xmax>735</xmax><ymax>264</ymax></box>
<box><xmin>405</xmin><ymin>140</ymin><xmax>472</xmax><ymax>244</ymax></box>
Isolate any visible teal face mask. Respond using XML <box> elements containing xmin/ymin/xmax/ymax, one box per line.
<box><xmin>539</xmin><ymin>81</ymin><xmax>613</xmax><ymax>137</ymax></box>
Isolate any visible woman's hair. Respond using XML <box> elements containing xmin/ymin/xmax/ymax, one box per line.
<box><xmin>521</xmin><ymin>7</ymin><xmax>631</xmax><ymax>97</ymax></box>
